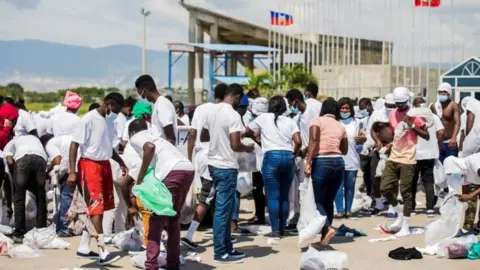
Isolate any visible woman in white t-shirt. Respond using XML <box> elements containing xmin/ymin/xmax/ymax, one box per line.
<box><xmin>244</xmin><ymin>96</ymin><xmax>301</xmax><ymax>239</ymax></box>
<box><xmin>334</xmin><ymin>97</ymin><xmax>362</xmax><ymax>218</ymax></box>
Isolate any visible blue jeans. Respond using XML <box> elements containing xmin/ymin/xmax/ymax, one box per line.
<box><xmin>56</xmin><ymin>175</ymin><xmax>74</xmax><ymax>237</ymax></box>
<box><xmin>208</xmin><ymin>166</ymin><xmax>237</xmax><ymax>258</ymax></box>
<box><xmin>335</xmin><ymin>170</ymin><xmax>358</xmax><ymax>214</ymax></box>
<box><xmin>232</xmin><ymin>191</ymin><xmax>240</xmax><ymax>222</ymax></box>
<box><xmin>262</xmin><ymin>150</ymin><xmax>295</xmax><ymax>235</ymax></box>
<box><xmin>310</xmin><ymin>157</ymin><xmax>345</xmax><ymax>227</ymax></box>
<box><xmin>439</xmin><ymin>142</ymin><xmax>458</xmax><ymax>163</ymax></box>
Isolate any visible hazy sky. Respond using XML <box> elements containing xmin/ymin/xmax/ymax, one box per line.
<box><xmin>1</xmin><ymin>0</ymin><xmax>479</xmax><ymax>65</ymax></box>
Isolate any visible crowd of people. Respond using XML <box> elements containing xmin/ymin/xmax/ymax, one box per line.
<box><xmin>1</xmin><ymin>75</ymin><xmax>480</xmax><ymax>269</ymax></box>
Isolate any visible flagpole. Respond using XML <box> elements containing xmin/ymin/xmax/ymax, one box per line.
<box><xmin>388</xmin><ymin>0</ymin><xmax>392</xmax><ymax>92</ymax></box>
<box><xmin>268</xmin><ymin>11</ymin><xmax>272</xmax><ymax>76</ymax></box>
<box><xmin>450</xmin><ymin>0</ymin><xmax>454</xmax><ymax>68</ymax></box>
<box><xmin>404</xmin><ymin>43</ymin><xmax>408</xmax><ymax>86</ymax></box>
<box><xmin>411</xmin><ymin>1</ymin><xmax>415</xmax><ymax>92</ymax></box>
<box><xmin>419</xmin><ymin>41</ymin><xmax>423</xmax><ymax>96</ymax></box>
<box><xmin>358</xmin><ymin>0</ymin><xmax>362</xmax><ymax>95</ymax></box>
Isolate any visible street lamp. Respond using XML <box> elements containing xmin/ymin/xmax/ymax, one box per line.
<box><xmin>141</xmin><ymin>8</ymin><xmax>151</xmax><ymax>74</ymax></box>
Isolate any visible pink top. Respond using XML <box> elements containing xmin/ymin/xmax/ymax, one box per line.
<box><xmin>309</xmin><ymin>114</ymin><xmax>346</xmax><ymax>155</ymax></box>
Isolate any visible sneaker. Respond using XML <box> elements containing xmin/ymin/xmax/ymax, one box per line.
<box><xmin>386</xmin><ymin>212</ymin><xmax>398</xmax><ymax>219</ymax></box>
<box><xmin>229</xmin><ymin>250</ymin><xmax>246</xmax><ymax>259</ymax></box>
<box><xmin>287</xmin><ymin>228</ymin><xmax>299</xmax><ymax>236</ymax></box>
<box><xmin>232</xmin><ymin>228</ymin><xmax>252</xmax><ymax>236</ymax></box>
<box><xmin>263</xmin><ymin>232</ymin><xmax>281</xmax><ymax>240</ymax></box>
<box><xmin>76</xmin><ymin>251</ymin><xmax>100</xmax><ymax>259</ymax></box>
<box><xmin>284</xmin><ymin>224</ymin><xmax>297</xmax><ymax>232</ymax></box>
<box><xmin>231</xmin><ymin>236</ymin><xmax>238</xmax><ymax>243</ymax></box>
<box><xmin>181</xmin><ymin>237</ymin><xmax>199</xmax><ymax>250</ymax></box>
<box><xmin>128</xmin><ymin>245</ymin><xmax>146</xmax><ymax>255</ymax></box>
<box><xmin>203</xmin><ymin>231</ymin><xmax>214</xmax><ymax>238</ymax></box>
<box><xmin>104</xmin><ymin>237</ymin><xmax>114</xmax><ymax>246</ymax></box>
<box><xmin>426</xmin><ymin>209</ymin><xmax>435</xmax><ymax>218</ymax></box>
<box><xmin>97</xmin><ymin>253</ymin><xmax>121</xmax><ymax>266</ymax></box>
<box><xmin>214</xmin><ymin>254</ymin><xmax>243</xmax><ymax>264</ymax></box>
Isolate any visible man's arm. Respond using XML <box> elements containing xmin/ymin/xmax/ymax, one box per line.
<box><xmin>112</xmin><ymin>149</ymin><xmax>128</xmax><ymax>176</ymax></box>
<box><xmin>437</xmin><ymin>129</ymin><xmax>445</xmax><ymax>150</ymax></box>
<box><xmin>187</xmin><ymin>129</ymin><xmax>197</xmax><ymax>161</ymax></box>
<box><xmin>136</xmin><ymin>142</ymin><xmax>155</xmax><ymax>185</ymax></box>
<box><xmin>414</xmin><ymin>125</ymin><xmax>429</xmax><ymax>141</ymax></box>
<box><xmin>230</xmin><ymin>131</ymin><xmax>254</xmax><ymax>153</ymax></box>
<box><xmin>450</xmin><ymin>103</ymin><xmax>461</xmax><ymax>147</ymax></box>
<box><xmin>371</xmin><ymin>122</ymin><xmax>383</xmax><ymax>150</ymax></box>
<box><xmin>68</xmin><ymin>142</ymin><xmax>79</xmax><ymax>174</ymax></box>
<box><xmin>121</xmin><ymin>175</ymin><xmax>135</xmax><ymax>208</ymax></box>
<box><xmin>163</xmin><ymin>124</ymin><xmax>176</xmax><ymax>145</ymax></box>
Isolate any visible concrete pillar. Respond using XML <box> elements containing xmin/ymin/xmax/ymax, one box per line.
<box><xmin>245</xmin><ymin>54</ymin><xmax>254</xmax><ymax>74</ymax></box>
<box><xmin>227</xmin><ymin>53</ymin><xmax>236</xmax><ymax>76</ymax></box>
<box><xmin>195</xmin><ymin>24</ymin><xmax>204</xmax><ymax>105</ymax></box>
<box><xmin>209</xmin><ymin>23</ymin><xmax>218</xmax><ymax>94</ymax></box>
<box><xmin>187</xmin><ymin>14</ymin><xmax>196</xmax><ymax>105</ymax></box>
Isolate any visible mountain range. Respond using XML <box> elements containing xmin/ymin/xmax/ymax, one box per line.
<box><xmin>0</xmin><ymin>39</ymin><xmax>188</xmax><ymax>92</ymax></box>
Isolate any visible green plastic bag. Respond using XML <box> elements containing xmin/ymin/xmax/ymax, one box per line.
<box><xmin>132</xmin><ymin>168</ymin><xmax>176</xmax><ymax>217</ymax></box>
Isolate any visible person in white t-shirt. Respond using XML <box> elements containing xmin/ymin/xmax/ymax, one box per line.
<box><xmin>12</xmin><ymin>105</ymin><xmax>38</xmax><ymax>137</ymax></box>
<box><xmin>135</xmin><ymin>75</ymin><xmax>177</xmax><ymax>145</ymax></box>
<box><xmin>51</xmin><ymin>91</ymin><xmax>82</xmax><ymax>137</ymax></box>
<box><xmin>128</xmin><ymin>119</ymin><xmax>194</xmax><ymax>270</ymax></box>
<box><xmin>4</xmin><ymin>135</ymin><xmax>47</xmax><ymax>241</ymax></box>
<box><xmin>173</xmin><ymin>100</ymin><xmax>190</xmax><ymax>126</ymax></box>
<box><xmin>67</xmin><ymin>92</ymin><xmax>127</xmax><ymax>266</ymax></box>
<box><xmin>412</xmin><ymin>97</ymin><xmax>445</xmax><ymax>217</ymax></box>
<box><xmin>244</xmin><ymin>96</ymin><xmax>301</xmax><ymax>239</ymax></box>
<box><xmin>181</xmin><ymin>84</ymin><xmax>226</xmax><ymax>250</ymax></box>
<box><xmin>41</xmin><ymin>134</ymin><xmax>79</xmax><ymax>237</ymax></box>
<box><xmin>113</xmin><ymin>96</ymin><xmax>137</xmax><ymax>152</ymax></box>
<box><xmin>304</xmin><ymin>83</ymin><xmax>323</xmax><ymax>116</ymax></box>
<box><xmin>200</xmin><ymin>84</ymin><xmax>254</xmax><ymax>264</ymax></box>
<box><xmin>334</xmin><ymin>97</ymin><xmax>365</xmax><ymax>218</ymax></box>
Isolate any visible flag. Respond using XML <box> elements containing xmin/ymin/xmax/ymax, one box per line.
<box><xmin>270</xmin><ymin>11</ymin><xmax>294</xmax><ymax>26</ymax></box>
<box><xmin>414</xmin><ymin>0</ymin><xmax>441</xmax><ymax>7</ymax></box>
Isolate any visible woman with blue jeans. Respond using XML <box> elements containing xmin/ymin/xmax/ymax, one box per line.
<box><xmin>305</xmin><ymin>98</ymin><xmax>348</xmax><ymax>245</ymax></box>
<box><xmin>335</xmin><ymin>97</ymin><xmax>364</xmax><ymax>218</ymax></box>
<box><xmin>245</xmin><ymin>96</ymin><xmax>301</xmax><ymax>239</ymax></box>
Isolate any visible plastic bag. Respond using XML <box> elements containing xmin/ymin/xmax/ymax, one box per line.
<box><xmin>8</xmin><ymin>244</ymin><xmax>41</xmax><ymax>259</ymax></box>
<box><xmin>299</xmin><ymin>247</ymin><xmax>348</xmax><ymax>270</ymax></box>
<box><xmin>375</xmin><ymin>147</ymin><xmax>388</xmax><ymax>177</ymax></box>
<box><xmin>132</xmin><ymin>169</ymin><xmax>176</xmax><ymax>217</ymax></box>
<box><xmin>114</xmin><ymin>228</ymin><xmax>143</xmax><ymax>251</ymax></box>
<box><xmin>110</xmin><ymin>159</ymin><xmax>123</xmax><ymax>185</ymax></box>
<box><xmin>26</xmin><ymin>192</ymin><xmax>37</xmax><ymax>221</ymax></box>
<box><xmin>425</xmin><ymin>193</ymin><xmax>467</xmax><ymax>247</ymax></box>
<box><xmin>350</xmin><ymin>192</ymin><xmax>373</xmax><ymax>213</ymax></box>
<box><xmin>180</xmin><ymin>174</ymin><xmax>197</xmax><ymax>225</ymax></box>
<box><xmin>238</xmin><ymin>138</ymin><xmax>262</xmax><ymax>173</ymax></box>
<box><xmin>236</xmin><ymin>172</ymin><xmax>253</xmax><ymax>196</ymax></box>
<box><xmin>433</xmin><ymin>159</ymin><xmax>446</xmax><ymax>188</ymax></box>
<box><xmin>0</xmin><ymin>225</ymin><xmax>13</xmax><ymax>235</ymax></box>
<box><xmin>131</xmin><ymin>251</ymin><xmax>186</xmax><ymax>269</ymax></box>
<box><xmin>23</xmin><ymin>224</ymin><xmax>57</xmax><ymax>249</ymax></box>
<box><xmin>0</xmin><ymin>233</ymin><xmax>13</xmax><ymax>256</ymax></box>
<box><xmin>437</xmin><ymin>235</ymin><xmax>478</xmax><ymax>259</ymax></box>
<box><xmin>297</xmin><ymin>178</ymin><xmax>326</xmax><ymax>247</ymax></box>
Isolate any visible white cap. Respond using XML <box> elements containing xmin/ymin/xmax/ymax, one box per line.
<box><xmin>385</xmin><ymin>93</ymin><xmax>395</xmax><ymax>105</ymax></box>
<box><xmin>393</xmin><ymin>87</ymin><xmax>410</xmax><ymax>103</ymax></box>
<box><xmin>251</xmin><ymin>97</ymin><xmax>268</xmax><ymax>116</ymax></box>
<box><xmin>438</xmin><ymin>82</ymin><xmax>452</xmax><ymax>96</ymax></box>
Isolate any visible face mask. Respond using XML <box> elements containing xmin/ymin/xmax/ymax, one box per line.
<box><xmin>419</xmin><ymin>103</ymin><xmax>426</xmax><ymax>108</ymax></box>
<box><xmin>451</xmin><ymin>173</ymin><xmax>463</xmax><ymax>181</ymax></box>
<box><xmin>385</xmin><ymin>108</ymin><xmax>393</xmax><ymax>116</ymax></box>
<box><xmin>359</xmin><ymin>109</ymin><xmax>368</xmax><ymax>118</ymax></box>
<box><xmin>290</xmin><ymin>106</ymin><xmax>299</xmax><ymax>114</ymax></box>
<box><xmin>106</xmin><ymin>111</ymin><xmax>118</xmax><ymax>121</ymax></box>
<box><xmin>340</xmin><ymin>112</ymin><xmax>351</xmax><ymax>119</ymax></box>
<box><xmin>438</xmin><ymin>95</ymin><xmax>449</xmax><ymax>102</ymax></box>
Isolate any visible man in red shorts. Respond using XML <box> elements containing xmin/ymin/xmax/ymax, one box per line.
<box><xmin>68</xmin><ymin>92</ymin><xmax>128</xmax><ymax>266</ymax></box>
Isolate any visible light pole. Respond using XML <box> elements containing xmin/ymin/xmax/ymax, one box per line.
<box><xmin>141</xmin><ymin>8</ymin><xmax>151</xmax><ymax>74</ymax></box>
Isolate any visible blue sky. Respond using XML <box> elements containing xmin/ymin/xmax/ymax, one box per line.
<box><xmin>1</xmin><ymin>0</ymin><xmax>479</xmax><ymax>65</ymax></box>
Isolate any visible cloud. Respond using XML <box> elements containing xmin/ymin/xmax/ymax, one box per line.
<box><xmin>0</xmin><ymin>0</ymin><xmax>478</xmax><ymax>66</ymax></box>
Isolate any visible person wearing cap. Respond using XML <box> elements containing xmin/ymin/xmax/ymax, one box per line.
<box><xmin>380</xmin><ymin>87</ymin><xmax>429</xmax><ymax>237</ymax></box>
<box><xmin>430</xmin><ymin>82</ymin><xmax>460</xmax><ymax>162</ymax></box>
<box><xmin>52</xmin><ymin>90</ymin><xmax>82</xmax><ymax>137</ymax></box>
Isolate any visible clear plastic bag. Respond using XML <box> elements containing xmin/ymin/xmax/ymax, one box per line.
<box><xmin>238</xmin><ymin>138</ymin><xmax>262</xmax><ymax>173</ymax></box>
<box><xmin>297</xmin><ymin>178</ymin><xmax>326</xmax><ymax>247</ymax></box>
<box><xmin>437</xmin><ymin>235</ymin><xmax>478</xmax><ymax>259</ymax></box>
<box><xmin>299</xmin><ymin>247</ymin><xmax>326</xmax><ymax>270</ymax></box>
<box><xmin>0</xmin><ymin>233</ymin><xmax>13</xmax><ymax>256</ymax></box>
<box><xmin>8</xmin><ymin>244</ymin><xmax>41</xmax><ymax>259</ymax></box>
<box><xmin>23</xmin><ymin>224</ymin><xmax>57</xmax><ymax>249</ymax></box>
<box><xmin>131</xmin><ymin>251</ymin><xmax>185</xmax><ymax>269</ymax></box>
<box><xmin>300</xmin><ymin>247</ymin><xmax>348</xmax><ymax>270</ymax></box>
<box><xmin>236</xmin><ymin>172</ymin><xmax>253</xmax><ymax>196</ymax></box>
<box><xmin>433</xmin><ymin>159</ymin><xmax>446</xmax><ymax>188</ymax></box>
<box><xmin>350</xmin><ymin>192</ymin><xmax>373</xmax><ymax>214</ymax></box>
<box><xmin>180</xmin><ymin>174</ymin><xmax>197</xmax><ymax>225</ymax></box>
<box><xmin>115</xmin><ymin>228</ymin><xmax>144</xmax><ymax>251</ymax></box>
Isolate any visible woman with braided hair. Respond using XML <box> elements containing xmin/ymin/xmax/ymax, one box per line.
<box><xmin>244</xmin><ymin>96</ymin><xmax>301</xmax><ymax>240</ymax></box>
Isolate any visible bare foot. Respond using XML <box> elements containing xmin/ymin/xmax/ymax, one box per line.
<box><xmin>320</xmin><ymin>227</ymin><xmax>335</xmax><ymax>245</ymax></box>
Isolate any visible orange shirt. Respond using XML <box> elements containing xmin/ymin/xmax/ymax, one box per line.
<box><xmin>309</xmin><ymin>114</ymin><xmax>346</xmax><ymax>155</ymax></box>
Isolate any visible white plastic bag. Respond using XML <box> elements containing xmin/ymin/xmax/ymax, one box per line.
<box><xmin>375</xmin><ymin>148</ymin><xmax>388</xmax><ymax>177</ymax></box>
<box><xmin>437</xmin><ymin>235</ymin><xmax>478</xmax><ymax>259</ymax></box>
<box><xmin>25</xmin><ymin>192</ymin><xmax>37</xmax><ymax>221</ymax></box>
<box><xmin>350</xmin><ymin>192</ymin><xmax>373</xmax><ymax>213</ymax></box>
<box><xmin>433</xmin><ymin>159</ymin><xmax>446</xmax><ymax>188</ymax></box>
<box><xmin>8</xmin><ymin>244</ymin><xmax>41</xmax><ymax>259</ymax></box>
<box><xmin>115</xmin><ymin>228</ymin><xmax>143</xmax><ymax>251</ymax></box>
<box><xmin>0</xmin><ymin>233</ymin><xmax>13</xmax><ymax>256</ymax></box>
<box><xmin>297</xmin><ymin>178</ymin><xmax>326</xmax><ymax>247</ymax></box>
<box><xmin>425</xmin><ymin>193</ymin><xmax>466</xmax><ymax>247</ymax></box>
<box><xmin>299</xmin><ymin>247</ymin><xmax>348</xmax><ymax>270</ymax></box>
<box><xmin>131</xmin><ymin>251</ymin><xmax>185</xmax><ymax>269</ymax></box>
<box><xmin>236</xmin><ymin>172</ymin><xmax>253</xmax><ymax>196</ymax></box>
<box><xmin>238</xmin><ymin>138</ymin><xmax>262</xmax><ymax>173</ymax></box>
<box><xmin>0</xmin><ymin>225</ymin><xmax>13</xmax><ymax>235</ymax></box>
<box><xmin>23</xmin><ymin>224</ymin><xmax>57</xmax><ymax>249</ymax></box>
<box><xmin>180</xmin><ymin>175</ymin><xmax>197</xmax><ymax>225</ymax></box>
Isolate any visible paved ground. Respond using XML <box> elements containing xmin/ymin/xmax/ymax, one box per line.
<box><xmin>2</xmin><ymin>195</ymin><xmax>478</xmax><ymax>270</ymax></box>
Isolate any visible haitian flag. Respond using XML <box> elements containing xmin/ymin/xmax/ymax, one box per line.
<box><xmin>414</xmin><ymin>0</ymin><xmax>441</xmax><ymax>7</ymax></box>
<box><xmin>270</xmin><ymin>11</ymin><xmax>294</xmax><ymax>26</ymax></box>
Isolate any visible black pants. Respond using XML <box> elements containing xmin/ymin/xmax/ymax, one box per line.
<box><xmin>0</xmin><ymin>158</ymin><xmax>12</xmax><ymax>219</ymax></box>
<box><xmin>13</xmin><ymin>155</ymin><xmax>47</xmax><ymax>236</ymax></box>
<box><xmin>411</xmin><ymin>159</ymin><xmax>435</xmax><ymax>210</ymax></box>
<box><xmin>252</xmin><ymin>171</ymin><xmax>265</xmax><ymax>222</ymax></box>
<box><xmin>361</xmin><ymin>151</ymin><xmax>380</xmax><ymax>198</ymax></box>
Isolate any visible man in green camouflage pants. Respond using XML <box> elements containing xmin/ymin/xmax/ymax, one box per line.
<box><xmin>463</xmin><ymin>184</ymin><xmax>480</xmax><ymax>230</ymax></box>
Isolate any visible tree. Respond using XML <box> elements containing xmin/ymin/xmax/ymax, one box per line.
<box><xmin>244</xmin><ymin>68</ymin><xmax>280</xmax><ymax>98</ymax></box>
<box><xmin>278</xmin><ymin>63</ymin><xmax>317</xmax><ymax>90</ymax></box>
<box><xmin>6</xmin><ymin>82</ymin><xmax>24</xmax><ymax>99</ymax></box>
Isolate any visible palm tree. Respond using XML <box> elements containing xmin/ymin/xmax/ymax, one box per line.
<box><xmin>245</xmin><ymin>68</ymin><xmax>274</xmax><ymax>90</ymax></box>
<box><xmin>278</xmin><ymin>63</ymin><xmax>317</xmax><ymax>90</ymax></box>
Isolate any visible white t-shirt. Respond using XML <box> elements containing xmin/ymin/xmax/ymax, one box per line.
<box><xmin>204</xmin><ymin>103</ymin><xmax>244</xmax><ymax>169</ymax></box>
<box><xmin>51</xmin><ymin>112</ymin><xmax>81</xmax><ymax>137</ymax></box>
<box><xmin>122</xmin><ymin>118</ymin><xmax>135</xmax><ymax>142</ymax></box>
<box><xmin>4</xmin><ymin>135</ymin><xmax>47</xmax><ymax>161</ymax></box>
<box><xmin>464</xmin><ymin>153</ymin><xmax>480</xmax><ymax>185</ymax></box>
<box><xmin>33</xmin><ymin>115</ymin><xmax>52</xmax><ymax>137</ymax></box>
<box><xmin>191</xmin><ymin>103</ymin><xmax>214</xmax><ymax>150</ymax></box>
<box><xmin>294</xmin><ymin>105</ymin><xmax>318</xmax><ymax>150</ymax></box>
<box><xmin>305</xmin><ymin>98</ymin><xmax>322</xmax><ymax>117</ymax></box>
<box><xmin>113</xmin><ymin>112</ymin><xmax>127</xmax><ymax>149</ymax></box>
<box><xmin>72</xmin><ymin>109</ymin><xmax>115</xmax><ymax>161</ymax></box>
<box><xmin>151</xmin><ymin>96</ymin><xmax>178</xmax><ymax>143</ymax></box>
<box><xmin>45</xmin><ymin>135</ymin><xmax>79</xmax><ymax>174</ymax></box>
<box><xmin>122</xmin><ymin>142</ymin><xmax>142</xmax><ymax>181</ymax></box>
<box><xmin>340</xmin><ymin>118</ymin><xmax>361</xmax><ymax>171</ymax></box>
<box><xmin>416</xmin><ymin>114</ymin><xmax>444</xmax><ymax>160</ymax></box>
<box><xmin>14</xmin><ymin>109</ymin><xmax>36</xmax><ymax>137</ymax></box>
<box><xmin>130</xmin><ymin>130</ymin><xmax>192</xmax><ymax>181</ymax></box>
<box><xmin>179</xmin><ymin>114</ymin><xmax>190</xmax><ymax>126</ymax></box>
<box><xmin>249</xmin><ymin>113</ymin><xmax>299</xmax><ymax>153</ymax></box>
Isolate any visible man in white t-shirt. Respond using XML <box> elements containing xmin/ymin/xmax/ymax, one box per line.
<box><xmin>412</xmin><ymin>97</ymin><xmax>445</xmax><ymax>217</ymax></box>
<box><xmin>67</xmin><ymin>92</ymin><xmax>127</xmax><ymax>266</ymax></box>
<box><xmin>128</xmin><ymin>119</ymin><xmax>194</xmax><ymax>270</ymax></box>
<box><xmin>41</xmin><ymin>134</ymin><xmax>79</xmax><ymax>237</ymax></box>
<box><xmin>173</xmin><ymin>100</ymin><xmax>190</xmax><ymax>126</ymax></box>
<box><xmin>51</xmin><ymin>91</ymin><xmax>82</xmax><ymax>137</ymax></box>
<box><xmin>4</xmin><ymin>135</ymin><xmax>47</xmax><ymax>241</ymax></box>
<box><xmin>113</xmin><ymin>96</ymin><xmax>136</xmax><ymax>152</ymax></box>
<box><xmin>304</xmin><ymin>83</ymin><xmax>323</xmax><ymax>117</ymax></box>
<box><xmin>135</xmin><ymin>75</ymin><xmax>177</xmax><ymax>145</ymax></box>
<box><xmin>200</xmin><ymin>84</ymin><xmax>254</xmax><ymax>264</ymax></box>
<box><xmin>181</xmin><ymin>83</ymin><xmax>226</xmax><ymax>250</ymax></box>
<box><xmin>12</xmin><ymin>104</ymin><xmax>38</xmax><ymax>137</ymax></box>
